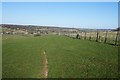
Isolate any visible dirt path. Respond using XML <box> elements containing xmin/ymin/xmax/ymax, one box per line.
<box><xmin>42</xmin><ymin>50</ymin><xmax>48</xmax><ymax>78</ymax></box>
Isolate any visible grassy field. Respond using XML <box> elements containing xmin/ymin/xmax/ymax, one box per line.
<box><xmin>0</xmin><ymin>34</ymin><xmax>2</xmax><ymax>79</ymax></box>
<box><xmin>2</xmin><ymin>35</ymin><xmax>118</xmax><ymax>78</ymax></box>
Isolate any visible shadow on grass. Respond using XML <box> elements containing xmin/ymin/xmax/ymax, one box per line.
<box><xmin>105</xmin><ymin>43</ymin><xmax>120</xmax><ymax>46</ymax></box>
<box><xmin>68</xmin><ymin>36</ymin><xmax>120</xmax><ymax>46</ymax></box>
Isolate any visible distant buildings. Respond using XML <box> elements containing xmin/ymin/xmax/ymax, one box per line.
<box><xmin>1</xmin><ymin>24</ymin><xmax>80</xmax><ymax>36</ymax></box>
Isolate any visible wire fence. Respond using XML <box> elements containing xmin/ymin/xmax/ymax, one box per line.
<box><xmin>65</xmin><ymin>30</ymin><xmax>119</xmax><ymax>46</ymax></box>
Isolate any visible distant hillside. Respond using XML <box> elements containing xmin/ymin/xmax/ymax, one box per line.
<box><xmin>112</xmin><ymin>27</ymin><xmax>120</xmax><ymax>31</ymax></box>
<box><xmin>1</xmin><ymin>24</ymin><xmax>118</xmax><ymax>32</ymax></box>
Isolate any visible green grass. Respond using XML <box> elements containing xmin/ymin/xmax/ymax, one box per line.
<box><xmin>2</xmin><ymin>35</ymin><xmax>118</xmax><ymax>78</ymax></box>
<box><xmin>0</xmin><ymin>35</ymin><xmax>2</xmax><ymax>79</ymax></box>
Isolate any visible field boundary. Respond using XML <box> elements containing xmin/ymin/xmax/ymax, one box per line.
<box><xmin>66</xmin><ymin>30</ymin><xmax>119</xmax><ymax>46</ymax></box>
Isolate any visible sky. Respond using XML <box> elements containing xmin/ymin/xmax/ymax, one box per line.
<box><xmin>2</xmin><ymin>2</ymin><xmax>118</xmax><ymax>29</ymax></box>
<box><xmin>1</xmin><ymin>0</ymin><xmax>120</xmax><ymax>2</ymax></box>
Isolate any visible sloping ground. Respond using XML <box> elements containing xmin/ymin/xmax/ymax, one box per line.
<box><xmin>2</xmin><ymin>35</ymin><xmax>118</xmax><ymax>78</ymax></box>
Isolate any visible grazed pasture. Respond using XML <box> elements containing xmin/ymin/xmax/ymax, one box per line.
<box><xmin>2</xmin><ymin>35</ymin><xmax>118</xmax><ymax>78</ymax></box>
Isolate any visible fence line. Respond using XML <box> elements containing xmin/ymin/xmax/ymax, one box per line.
<box><xmin>65</xmin><ymin>30</ymin><xmax>119</xmax><ymax>46</ymax></box>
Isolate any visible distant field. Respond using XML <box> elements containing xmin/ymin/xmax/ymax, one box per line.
<box><xmin>2</xmin><ymin>35</ymin><xmax>118</xmax><ymax>78</ymax></box>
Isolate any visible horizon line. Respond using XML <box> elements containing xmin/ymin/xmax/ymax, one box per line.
<box><xmin>1</xmin><ymin>23</ymin><xmax>118</xmax><ymax>30</ymax></box>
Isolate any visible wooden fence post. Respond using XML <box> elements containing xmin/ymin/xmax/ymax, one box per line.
<box><xmin>89</xmin><ymin>36</ymin><xmax>91</xmax><ymax>41</ymax></box>
<box><xmin>104</xmin><ymin>31</ymin><xmax>108</xmax><ymax>43</ymax></box>
<box><xmin>96</xmin><ymin>31</ymin><xmax>99</xmax><ymax>42</ymax></box>
<box><xmin>89</xmin><ymin>32</ymin><xmax>91</xmax><ymax>41</ymax></box>
<box><xmin>79</xmin><ymin>32</ymin><xmax>81</xmax><ymax>39</ymax></box>
<box><xmin>115</xmin><ymin>30</ymin><xmax>119</xmax><ymax>45</ymax></box>
<box><xmin>99</xmin><ymin>36</ymin><xmax>101</xmax><ymax>42</ymax></box>
<box><xmin>84</xmin><ymin>31</ymin><xmax>86</xmax><ymax>40</ymax></box>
